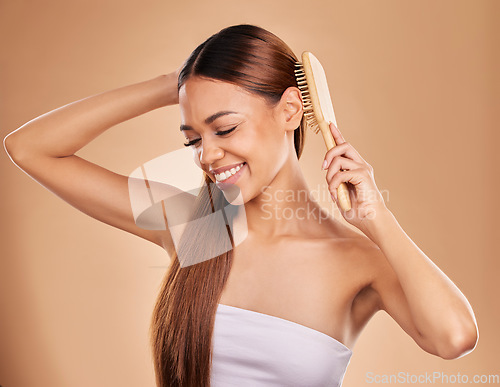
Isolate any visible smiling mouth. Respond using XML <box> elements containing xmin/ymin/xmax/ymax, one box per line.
<box><xmin>214</xmin><ymin>162</ymin><xmax>246</xmax><ymax>183</ymax></box>
<box><xmin>215</xmin><ymin>162</ymin><xmax>247</xmax><ymax>189</ymax></box>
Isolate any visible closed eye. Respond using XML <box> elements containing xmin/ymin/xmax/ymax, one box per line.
<box><xmin>183</xmin><ymin>126</ymin><xmax>238</xmax><ymax>147</ymax></box>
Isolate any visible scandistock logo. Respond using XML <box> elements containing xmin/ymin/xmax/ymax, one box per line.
<box><xmin>127</xmin><ymin>147</ymin><xmax>248</xmax><ymax>268</ymax></box>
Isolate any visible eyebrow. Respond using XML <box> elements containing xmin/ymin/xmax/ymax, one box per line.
<box><xmin>180</xmin><ymin>110</ymin><xmax>239</xmax><ymax>131</ymax></box>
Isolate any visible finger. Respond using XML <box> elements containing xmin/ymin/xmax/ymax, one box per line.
<box><xmin>322</xmin><ymin>142</ymin><xmax>366</xmax><ymax>169</ymax></box>
<box><xmin>328</xmin><ymin>168</ymin><xmax>365</xmax><ymax>194</ymax></box>
<box><xmin>329</xmin><ymin>170</ymin><xmax>350</xmax><ymax>202</ymax></box>
<box><xmin>331</xmin><ymin>185</ymin><xmax>357</xmax><ymax>212</ymax></box>
<box><xmin>329</xmin><ymin>121</ymin><xmax>345</xmax><ymax>145</ymax></box>
<box><xmin>326</xmin><ymin>156</ymin><xmax>363</xmax><ymax>182</ymax></box>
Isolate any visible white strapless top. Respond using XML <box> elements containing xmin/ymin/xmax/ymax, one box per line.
<box><xmin>210</xmin><ymin>303</ymin><xmax>352</xmax><ymax>387</ymax></box>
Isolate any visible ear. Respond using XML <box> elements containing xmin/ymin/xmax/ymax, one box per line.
<box><xmin>278</xmin><ymin>86</ymin><xmax>303</xmax><ymax>132</ymax></box>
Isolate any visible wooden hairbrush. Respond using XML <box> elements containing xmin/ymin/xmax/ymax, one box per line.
<box><xmin>294</xmin><ymin>51</ymin><xmax>352</xmax><ymax>211</ymax></box>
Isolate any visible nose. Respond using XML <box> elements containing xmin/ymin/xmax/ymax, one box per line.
<box><xmin>199</xmin><ymin>136</ymin><xmax>224</xmax><ymax>167</ymax></box>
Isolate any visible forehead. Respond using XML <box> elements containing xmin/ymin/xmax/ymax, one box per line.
<box><xmin>178</xmin><ymin>77</ymin><xmax>264</xmax><ymax>123</ymax></box>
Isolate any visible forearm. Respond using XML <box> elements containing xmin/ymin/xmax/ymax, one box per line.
<box><xmin>4</xmin><ymin>73</ymin><xmax>178</xmax><ymax>159</ymax></box>
<box><xmin>363</xmin><ymin>208</ymin><xmax>477</xmax><ymax>348</ymax></box>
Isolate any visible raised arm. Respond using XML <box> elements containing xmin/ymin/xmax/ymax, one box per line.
<box><xmin>322</xmin><ymin>121</ymin><xmax>478</xmax><ymax>359</ymax></box>
<box><xmin>3</xmin><ymin>70</ymin><xmax>181</xmax><ymax>258</ymax></box>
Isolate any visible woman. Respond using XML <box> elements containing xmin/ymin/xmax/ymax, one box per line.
<box><xmin>3</xmin><ymin>24</ymin><xmax>478</xmax><ymax>387</ymax></box>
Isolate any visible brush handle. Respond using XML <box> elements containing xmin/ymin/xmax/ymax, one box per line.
<box><xmin>318</xmin><ymin>120</ymin><xmax>352</xmax><ymax>211</ymax></box>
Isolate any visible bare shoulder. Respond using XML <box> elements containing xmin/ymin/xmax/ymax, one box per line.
<box><xmin>320</xmin><ymin>219</ymin><xmax>391</xmax><ymax>289</ymax></box>
<box><xmin>311</xmin><ymin>221</ymin><xmax>387</xmax><ymax>341</ymax></box>
<box><xmin>329</xmin><ymin>229</ymin><xmax>389</xmax><ymax>338</ymax></box>
<box><xmin>320</xmin><ymin>218</ymin><xmax>383</xmax><ymax>271</ymax></box>
<box><xmin>314</xmin><ymin>219</ymin><xmax>384</xmax><ymax>291</ymax></box>
<box><xmin>342</xmin><ymin>231</ymin><xmax>406</xmax><ymax>319</ymax></box>
<box><xmin>344</xmin><ymin>230</ymin><xmax>388</xmax><ymax>288</ymax></box>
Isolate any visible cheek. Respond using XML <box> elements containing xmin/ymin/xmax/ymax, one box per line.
<box><xmin>252</xmin><ymin>123</ymin><xmax>286</xmax><ymax>158</ymax></box>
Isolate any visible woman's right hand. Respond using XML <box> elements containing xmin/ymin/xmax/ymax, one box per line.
<box><xmin>165</xmin><ymin>62</ymin><xmax>184</xmax><ymax>106</ymax></box>
<box><xmin>175</xmin><ymin>62</ymin><xmax>183</xmax><ymax>81</ymax></box>
<box><xmin>160</xmin><ymin>70</ymin><xmax>180</xmax><ymax>106</ymax></box>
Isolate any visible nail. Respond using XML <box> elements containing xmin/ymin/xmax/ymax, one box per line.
<box><xmin>322</xmin><ymin>160</ymin><xmax>327</xmax><ymax>170</ymax></box>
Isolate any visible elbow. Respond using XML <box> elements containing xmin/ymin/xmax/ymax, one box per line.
<box><xmin>3</xmin><ymin>131</ymin><xmax>33</xmax><ymax>163</ymax></box>
<box><xmin>3</xmin><ymin>133</ymin><xmax>14</xmax><ymax>155</ymax></box>
<box><xmin>437</xmin><ymin>323</ymin><xmax>478</xmax><ymax>360</ymax></box>
<box><xmin>3</xmin><ymin>132</ymin><xmax>22</xmax><ymax>160</ymax></box>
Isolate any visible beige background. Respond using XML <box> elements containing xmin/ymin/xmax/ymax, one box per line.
<box><xmin>1</xmin><ymin>0</ymin><xmax>498</xmax><ymax>386</ymax></box>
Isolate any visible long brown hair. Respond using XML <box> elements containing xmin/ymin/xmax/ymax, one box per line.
<box><xmin>149</xmin><ymin>24</ymin><xmax>307</xmax><ymax>387</ymax></box>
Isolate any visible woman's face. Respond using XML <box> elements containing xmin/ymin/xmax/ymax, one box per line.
<box><xmin>178</xmin><ymin>76</ymin><xmax>298</xmax><ymax>204</ymax></box>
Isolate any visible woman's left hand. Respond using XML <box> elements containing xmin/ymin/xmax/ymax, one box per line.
<box><xmin>323</xmin><ymin>121</ymin><xmax>388</xmax><ymax>231</ymax></box>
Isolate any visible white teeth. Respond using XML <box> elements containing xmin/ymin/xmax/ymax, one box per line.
<box><xmin>215</xmin><ymin>163</ymin><xmax>245</xmax><ymax>182</ymax></box>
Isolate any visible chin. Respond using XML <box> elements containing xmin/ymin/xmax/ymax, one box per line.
<box><xmin>217</xmin><ymin>183</ymin><xmax>245</xmax><ymax>206</ymax></box>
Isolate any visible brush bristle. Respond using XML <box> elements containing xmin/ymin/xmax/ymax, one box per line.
<box><xmin>294</xmin><ymin>62</ymin><xmax>320</xmax><ymax>134</ymax></box>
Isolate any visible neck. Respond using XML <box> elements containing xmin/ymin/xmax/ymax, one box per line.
<box><xmin>242</xmin><ymin>155</ymin><xmax>326</xmax><ymax>240</ymax></box>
